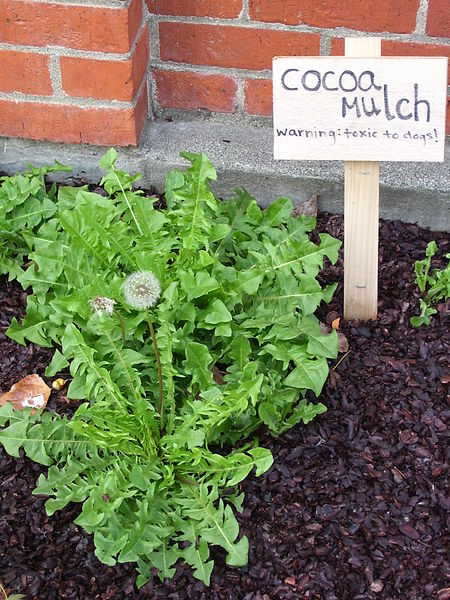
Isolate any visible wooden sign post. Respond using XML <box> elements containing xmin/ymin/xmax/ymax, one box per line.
<box><xmin>344</xmin><ymin>37</ymin><xmax>380</xmax><ymax>321</ymax></box>
<box><xmin>273</xmin><ymin>40</ymin><xmax>447</xmax><ymax>321</ymax></box>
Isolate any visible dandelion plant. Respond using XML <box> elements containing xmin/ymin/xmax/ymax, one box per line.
<box><xmin>0</xmin><ymin>150</ymin><xmax>340</xmax><ymax>586</ymax></box>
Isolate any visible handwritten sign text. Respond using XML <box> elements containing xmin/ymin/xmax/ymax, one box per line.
<box><xmin>273</xmin><ymin>57</ymin><xmax>447</xmax><ymax>161</ymax></box>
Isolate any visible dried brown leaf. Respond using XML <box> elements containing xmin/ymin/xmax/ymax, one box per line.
<box><xmin>0</xmin><ymin>374</ymin><xmax>50</xmax><ymax>412</ymax></box>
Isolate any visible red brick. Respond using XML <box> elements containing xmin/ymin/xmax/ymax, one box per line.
<box><xmin>382</xmin><ymin>41</ymin><xmax>450</xmax><ymax>82</ymax></box>
<box><xmin>249</xmin><ymin>0</ymin><xmax>420</xmax><ymax>33</ymax></box>
<box><xmin>244</xmin><ymin>79</ymin><xmax>272</xmax><ymax>115</ymax></box>
<box><xmin>446</xmin><ymin>97</ymin><xmax>450</xmax><ymax>135</ymax></box>
<box><xmin>0</xmin><ymin>83</ymin><xmax>148</xmax><ymax>147</ymax></box>
<box><xmin>332</xmin><ymin>39</ymin><xmax>450</xmax><ymax>82</ymax></box>
<box><xmin>426</xmin><ymin>0</ymin><xmax>450</xmax><ymax>38</ymax></box>
<box><xmin>0</xmin><ymin>0</ymin><xmax>142</xmax><ymax>52</ymax></box>
<box><xmin>61</xmin><ymin>25</ymin><xmax>149</xmax><ymax>102</ymax></box>
<box><xmin>153</xmin><ymin>69</ymin><xmax>237</xmax><ymax>112</ymax></box>
<box><xmin>159</xmin><ymin>23</ymin><xmax>320</xmax><ymax>70</ymax></box>
<box><xmin>0</xmin><ymin>50</ymin><xmax>52</xmax><ymax>95</ymax></box>
<box><xmin>330</xmin><ymin>38</ymin><xmax>346</xmax><ymax>55</ymax></box>
<box><xmin>146</xmin><ymin>0</ymin><xmax>242</xmax><ymax>18</ymax></box>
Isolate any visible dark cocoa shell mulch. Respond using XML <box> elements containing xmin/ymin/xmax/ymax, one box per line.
<box><xmin>1</xmin><ymin>215</ymin><xmax>449</xmax><ymax>600</ymax></box>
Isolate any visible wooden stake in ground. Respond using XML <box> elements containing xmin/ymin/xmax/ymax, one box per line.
<box><xmin>343</xmin><ymin>38</ymin><xmax>381</xmax><ymax>321</ymax></box>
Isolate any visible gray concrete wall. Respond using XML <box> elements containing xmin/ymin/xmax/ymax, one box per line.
<box><xmin>1</xmin><ymin>119</ymin><xmax>448</xmax><ymax>231</ymax></box>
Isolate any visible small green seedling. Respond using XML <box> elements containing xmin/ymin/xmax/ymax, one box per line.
<box><xmin>411</xmin><ymin>241</ymin><xmax>449</xmax><ymax>327</ymax></box>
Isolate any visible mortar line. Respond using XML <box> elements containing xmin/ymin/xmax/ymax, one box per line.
<box><xmin>320</xmin><ymin>34</ymin><xmax>331</xmax><ymax>56</ymax></box>
<box><xmin>0</xmin><ymin>91</ymin><xmax>136</xmax><ymax>110</ymax></box>
<box><xmin>235</xmin><ymin>79</ymin><xmax>246</xmax><ymax>116</ymax></box>
<box><xmin>240</xmin><ymin>0</ymin><xmax>250</xmax><ymax>21</ymax></box>
<box><xmin>49</xmin><ymin>54</ymin><xmax>63</xmax><ymax>98</ymax></box>
<box><xmin>148</xmin><ymin>11</ymin><xmax>161</xmax><ymax>61</ymax></box>
<box><xmin>142</xmin><ymin>1</ymin><xmax>156</xmax><ymax>120</ymax></box>
<box><xmin>148</xmin><ymin>59</ymin><xmax>273</xmax><ymax>80</ymax></box>
<box><xmin>415</xmin><ymin>0</ymin><xmax>429</xmax><ymax>35</ymax></box>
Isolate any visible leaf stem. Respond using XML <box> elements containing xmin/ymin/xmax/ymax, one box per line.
<box><xmin>175</xmin><ymin>471</ymin><xmax>199</xmax><ymax>486</ymax></box>
<box><xmin>113</xmin><ymin>171</ymin><xmax>143</xmax><ymax>236</ymax></box>
<box><xmin>331</xmin><ymin>350</ymin><xmax>351</xmax><ymax>372</ymax></box>
<box><xmin>146</xmin><ymin>309</ymin><xmax>163</xmax><ymax>428</ymax></box>
<box><xmin>0</xmin><ymin>581</ymin><xmax>7</xmax><ymax>600</ymax></box>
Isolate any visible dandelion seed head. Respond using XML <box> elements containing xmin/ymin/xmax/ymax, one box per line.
<box><xmin>90</xmin><ymin>295</ymin><xmax>116</xmax><ymax>317</ymax></box>
<box><xmin>122</xmin><ymin>271</ymin><xmax>161</xmax><ymax>310</ymax></box>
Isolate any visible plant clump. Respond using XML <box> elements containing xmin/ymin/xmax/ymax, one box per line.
<box><xmin>0</xmin><ymin>149</ymin><xmax>341</xmax><ymax>586</ymax></box>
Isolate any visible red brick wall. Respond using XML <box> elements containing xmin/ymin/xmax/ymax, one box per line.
<box><xmin>0</xmin><ymin>0</ymin><xmax>148</xmax><ymax>146</ymax></box>
<box><xmin>0</xmin><ymin>0</ymin><xmax>448</xmax><ymax>147</ymax></box>
<box><xmin>149</xmin><ymin>0</ymin><xmax>449</xmax><ymax>135</ymax></box>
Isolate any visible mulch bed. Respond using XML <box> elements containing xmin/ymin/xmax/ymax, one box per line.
<box><xmin>0</xmin><ymin>213</ymin><xmax>448</xmax><ymax>600</ymax></box>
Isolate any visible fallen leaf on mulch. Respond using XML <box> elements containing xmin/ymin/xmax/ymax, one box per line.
<box><xmin>212</xmin><ymin>366</ymin><xmax>225</xmax><ymax>385</ymax></box>
<box><xmin>292</xmin><ymin>194</ymin><xmax>317</xmax><ymax>218</ymax></box>
<box><xmin>0</xmin><ymin>374</ymin><xmax>50</xmax><ymax>411</ymax></box>
<box><xmin>337</xmin><ymin>332</ymin><xmax>349</xmax><ymax>353</ymax></box>
<box><xmin>331</xmin><ymin>317</ymin><xmax>340</xmax><ymax>330</ymax></box>
<box><xmin>328</xmin><ymin>371</ymin><xmax>340</xmax><ymax>388</ymax></box>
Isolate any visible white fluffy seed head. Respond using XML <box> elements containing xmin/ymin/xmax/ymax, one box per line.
<box><xmin>90</xmin><ymin>296</ymin><xmax>116</xmax><ymax>317</ymax></box>
<box><xmin>122</xmin><ymin>271</ymin><xmax>161</xmax><ymax>310</ymax></box>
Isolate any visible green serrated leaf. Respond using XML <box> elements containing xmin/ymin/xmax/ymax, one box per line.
<box><xmin>238</xmin><ymin>270</ymin><xmax>264</xmax><ymax>295</ymax></box>
<box><xmin>265</xmin><ymin>197</ymin><xmax>293</xmax><ymax>226</ymax></box>
<box><xmin>204</xmin><ymin>299</ymin><xmax>232</xmax><ymax>324</ymax></box>
<box><xmin>0</xmin><ymin>418</ymin><xmax>30</xmax><ymax>457</ymax></box>
<box><xmin>258</xmin><ymin>402</ymin><xmax>279</xmax><ymax>430</ymax></box>
<box><xmin>248</xmin><ymin>447</ymin><xmax>273</xmax><ymax>476</ymax></box>
<box><xmin>229</xmin><ymin>336</ymin><xmax>251</xmax><ymax>370</ymax></box>
<box><xmin>284</xmin><ymin>357</ymin><xmax>329</xmax><ymax>396</ymax></box>
<box><xmin>46</xmin><ymin>349</ymin><xmax>70</xmax><ymax>376</ymax></box>
<box><xmin>184</xmin><ymin>342</ymin><xmax>214</xmax><ymax>388</ymax></box>
<box><xmin>100</xmin><ymin>147</ymin><xmax>118</xmax><ymax>170</ymax></box>
<box><xmin>298</xmin><ymin>315</ymin><xmax>338</xmax><ymax>359</ymax></box>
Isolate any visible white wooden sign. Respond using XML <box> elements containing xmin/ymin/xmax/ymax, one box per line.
<box><xmin>273</xmin><ymin>57</ymin><xmax>448</xmax><ymax>162</ymax></box>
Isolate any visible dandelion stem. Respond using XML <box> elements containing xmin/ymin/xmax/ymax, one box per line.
<box><xmin>146</xmin><ymin>309</ymin><xmax>163</xmax><ymax>428</ymax></box>
<box><xmin>113</xmin><ymin>309</ymin><xmax>126</xmax><ymax>346</ymax></box>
